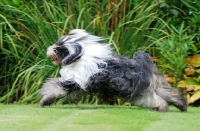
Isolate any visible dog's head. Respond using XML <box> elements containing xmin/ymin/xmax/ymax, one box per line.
<box><xmin>46</xmin><ymin>29</ymin><xmax>89</xmax><ymax>65</ymax></box>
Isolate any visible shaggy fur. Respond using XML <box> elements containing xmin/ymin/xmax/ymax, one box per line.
<box><xmin>38</xmin><ymin>78</ymin><xmax>67</xmax><ymax>107</ymax></box>
<box><xmin>39</xmin><ymin>29</ymin><xmax>187</xmax><ymax>112</ymax></box>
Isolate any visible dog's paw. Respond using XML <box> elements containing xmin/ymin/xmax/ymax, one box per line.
<box><xmin>38</xmin><ymin>78</ymin><xmax>68</xmax><ymax>107</ymax></box>
<box><xmin>40</xmin><ymin>95</ymin><xmax>58</xmax><ymax>107</ymax></box>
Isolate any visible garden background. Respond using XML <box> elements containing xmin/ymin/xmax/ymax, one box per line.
<box><xmin>1</xmin><ymin>0</ymin><xmax>200</xmax><ymax>106</ymax></box>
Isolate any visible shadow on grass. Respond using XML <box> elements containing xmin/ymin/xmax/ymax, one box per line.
<box><xmin>43</xmin><ymin>103</ymin><xmax>185</xmax><ymax>113</ymax></box>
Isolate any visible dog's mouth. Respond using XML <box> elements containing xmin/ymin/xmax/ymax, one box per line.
<box><xmin>46</xmin><ymin>45</ymin><xmax>61</xmax><ymax>65</ymax></box>
<box><xmin>50</xmin><ymin>55</ymin><xmax>58</xmax><ymax>61</ymax></box>
<box><xmin>48</xmin><ymin>54</ymin><xmax>61</xmax><ymax>65</ymax></box>
<box><xmin>50</xmin><ymin>54</ymin><xmax>58</xmax><ymax>61</ymax></box>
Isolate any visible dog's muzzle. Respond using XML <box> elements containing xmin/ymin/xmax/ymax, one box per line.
<box><xmin>46</xmin><ymin>45</ymin><xmax>61</xmax><ymax>65</ymax></box>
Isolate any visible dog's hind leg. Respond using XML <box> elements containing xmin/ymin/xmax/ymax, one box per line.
<box><xmin>155</xmin><ymin>75</ymin><xmax>187</xmax><ymax>112</ymax></box>
<box><xmin>155</xmin><ymin>86</ymin><xmax>187</xmax><ymax>112</ymax></box>
<box><xmin>132</xmin><ymin>89</ymin><xmax>169</xmax><ymax>112</ymax></box>
<box><xmin>130</xmin><ymin>51</ymin><xmax>169</xmax><ymax>111</ymax></box>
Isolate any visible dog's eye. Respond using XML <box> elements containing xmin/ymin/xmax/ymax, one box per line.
<box><xmin>68</xmin><ymin>33</ymin><xmax>75</xmax><ymax>36</ymax></box>
<box><xmin>54</xmin><ymin>49</ymin><xmax>58</xmax><ymax>53</ymax></box>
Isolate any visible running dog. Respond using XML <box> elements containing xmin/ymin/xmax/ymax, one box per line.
<box><xmin>39</xmin><ymin>29</ymin><xmax>187</xmax><ymax>112</ymax></box>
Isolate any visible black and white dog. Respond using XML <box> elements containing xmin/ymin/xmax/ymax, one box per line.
<box><xmin>39</xmin><ymin>29</ymin><xmax>187</xmax><ymax>112</ymax></box>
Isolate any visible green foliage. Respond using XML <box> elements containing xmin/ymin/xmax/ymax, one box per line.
<box><xmin>155</xmin><ymin>0</ymin><xmax>200</xmax><ymax>103</ymax></box>
<box><xmin>157</xmin><ymin>0</ymin><xmax>200</xmax><ymax>45</ymax></box>
<box><xmin>110</xmin><ymin>1</ymin><xmax>167</xmax><ymax>55</ymax></box>
<box><xmin>156</xmin><ymin>23</ymin><xmax>195</xmax><ymax>86</ymax></box>
<box><xmin>1</xmin><ymin>0</ymin><xmax>167</xmax><ymax>104</ymax></box>
<box><xmin>0</xmin><ymin>0</ymin><xmax>199</xmax><ymax>104</ymax></box>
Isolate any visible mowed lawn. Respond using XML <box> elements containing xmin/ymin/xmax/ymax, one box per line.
<box><xmin>0</xmin><ymin>104</ymin><xmax>199</xmax><ymax>131</ymax></box>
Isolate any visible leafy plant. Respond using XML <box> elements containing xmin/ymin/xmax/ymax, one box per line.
<box><xmin>0</xmin><ymin>0</ymin><xmax>198</xmax><ymax>105</ymax></box>
<box><xmin>178</xmin><ymin>56</ymin><xmax>200</xmax><ymax>105</ymax></box>
<box><xmin>155</xmin><ymin>0</ymin><xmax>200</xmax><ymax>104</ymax></box>
<box><xmin>157</xmin><ymin>0</ymin><xmax>200</xmax><ymax>48</ymax></box>
<box><xmin>156</xmin><ymin>23</ymin><xmax>194</xmax><ymax>87</ymax></box>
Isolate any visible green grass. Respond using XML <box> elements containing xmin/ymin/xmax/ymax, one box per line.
<box><xmin>0</xmin><ymin>104</ymin><xmax>199</xmax><ymax>131</ymax></box>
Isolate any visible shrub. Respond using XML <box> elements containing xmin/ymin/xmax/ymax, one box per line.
<box><xmin>0</xmin><ymin>0</ymin><xmax>198</xmax><ymax>104</ymax></box>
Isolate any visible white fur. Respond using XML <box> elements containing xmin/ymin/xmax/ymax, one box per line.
<box><xmin>60</xmin><ymin>30</ymin><xmax>115</xmax><ymax>90</ymax></box>
<box><xmin>39</xmin><ymin>78</ymin><xmax>67</xmax><ymax>97</ymax></box>
<box><xmin>38</xmin><ymin>78</ymin><xmax>68</xmax><ymax>106</ymax></box>
<box><xmin>40</xmin><ymin>29</ymin><xmax>187</xmax><ymax>111</ymax></box>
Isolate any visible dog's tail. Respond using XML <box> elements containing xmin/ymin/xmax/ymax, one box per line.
<box><xmin>155</xmin><ymin>74</ymin><xmax>187</xmax><ymax>112</ymax></box>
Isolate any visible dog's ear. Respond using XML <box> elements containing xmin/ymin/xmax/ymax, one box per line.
<box><xmin>61</xmin><ymin>42</ymin><xmax>84</xmax><ymax>65</ymax></box>
<box><xmin>56</xmin><ymin>46</ymin><xmax>70</xmax><ymax>60</ymax></box>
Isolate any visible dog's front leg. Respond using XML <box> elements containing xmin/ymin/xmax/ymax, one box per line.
<box><xmin>39</xmin><ymin>78</ymin><xmax>68</xmax><ymax>107</ymax></box>
<box><xmin>58</xmin><ymin>79</ymin><xmax>80</xmax><ymax>94</ymax></box>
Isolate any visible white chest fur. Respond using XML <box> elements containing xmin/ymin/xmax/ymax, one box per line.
<box><xmin>60</xmin><ymin>55</ymin><xmax>103</xmax><ymax>90</ymax></box>
<box><xmin>59</xmin><ymin>41</ymin><xmax>115</xmax><ymax>90</ymax></box>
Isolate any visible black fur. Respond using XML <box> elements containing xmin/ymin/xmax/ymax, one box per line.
<box><xmin>86</xmin><ymin>51</ymin><xmax>153</xmax><ymax>97</ymax></box>
<box><xmin>56</xmin><ymin>46</ymin><xmax>69</xmax><ymax>60</ymax></box>
<box><xmin>61</xmin><ymin>44</ymin><xmax>83</xmax><ymax>65</ymax></box>
<box><xmin>40</xmin><ymin>29</ymin><xmax>187</xmax><ymax>112</ymax></box>
<box><xmin>58</xmin><ymin>79</ymin><xmax>80</xmax><ymax>94</ymax></box>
